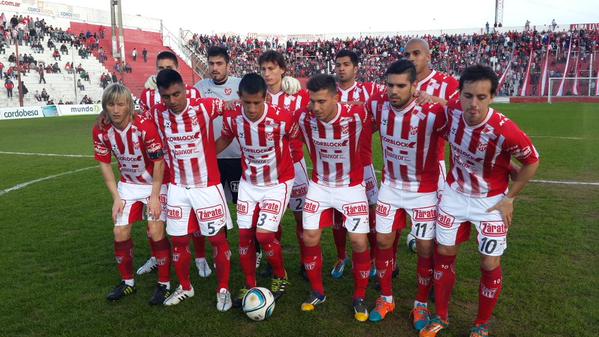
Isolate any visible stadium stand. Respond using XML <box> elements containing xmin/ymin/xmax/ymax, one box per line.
<box><xmin>0</xmin><ymin>15</ymin><xmax>106</xmax><ymax>106</ymax></box>
<box><xmin>70</xmin><ymin>22</ymin><xmax>198</xmax><ymax>98</ymax></box>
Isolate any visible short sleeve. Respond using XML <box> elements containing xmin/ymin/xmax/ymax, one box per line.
<box><xmin>502</xmin><ymin>119</ymin><xmax>540</xmax><ymax>165</ymax></box>
<box><xmin>92</xmin><ymin>127</ymin><xmax>111</xmax><ymax>163</ymax></box>
<box><xmin>141</xmin><ymin>119</ymin><xmax>164</xmax><ymax>161</ymax></box>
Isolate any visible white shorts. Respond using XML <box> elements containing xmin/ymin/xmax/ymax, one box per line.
<box><xmin>115</xmin><ymin>182</ymin><xmax>167</xmax><ymax>226</ymax></box>
<box><xmin>375</xmin><ymin>184</ymin><xmax>437</xmax><ymax>240</ymax></box>
<box><xmin>303</xmin><ymin>182</ymin><xmax>370</xmax><ymax>234</ymax></box>
<box><xmin>435</xmin><ymin>184</ymin><xmax>507</xmax><ymax>256</ymax></box>
<box><xmin>364</xmin><ymin>164</ymin><xmax>379</xmax><ymax>206</ymax></box>
<box><xmin>166</xmin><ymin>183</ymin><xmax>233</xmax><ymax>237</ymax></box>
<box><xmin>438</xmin><ymin>160</ymin><xmax>447</xmax><ymax>192</ymax></box>
<box><xmin>289</xmin><ymin>159</ymin><xmax>309</xmax><ymax>213</ymax></box>
<box><xmin>237</xmin><ymin>179</ymin><xmax>293</xmax><ymax>232</ymax></box>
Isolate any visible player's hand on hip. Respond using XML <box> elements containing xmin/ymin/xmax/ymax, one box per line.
<box><xmin>282</xmin><ymin>76</ymin><xmax>301</xmax><ymax>95</ymax></box>
<box><xmin>148</xmin><ymin>194</ymin><xmax>161</xmax><ymax>220</ymax></box>
<box><xmin>112</xmin><ymin>199</ymin><xmax>125</xmax><ymax>223</ymax></box>
<box><xmin>487</xmin><ymin>197</ymin><xmax>514</xmax><ymax>227</ymax></box>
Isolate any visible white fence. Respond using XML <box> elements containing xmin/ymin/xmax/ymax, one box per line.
<box><xmin>0</xmin><ymin>103</ymin><xmax>100</xmax><ymax>120</ymax></box>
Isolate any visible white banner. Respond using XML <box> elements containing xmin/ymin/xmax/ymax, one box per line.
<box><xmin>0</xmin><ymin>106</ymin><xmax>44</xmax><ymax>120</ymax></box>
<box><xmin>56</xmin><ymin>104</ymin><xmax>102</xmax><ymax>116</ymax></box>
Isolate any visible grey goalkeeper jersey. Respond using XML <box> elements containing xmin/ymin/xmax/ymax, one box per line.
<box><xmin>195</xmin><ymin>76</ymin><xmax>242</xmax><ymax>159</ymax></box>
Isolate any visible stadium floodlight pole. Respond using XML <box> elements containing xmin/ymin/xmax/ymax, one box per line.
<box><xmin>15</xmin><ymin>31</ymin><xmax>23</xmax><ymax>107</ymax></box>
<box><xmin>72</xmin><ymin>45</ymin><xmax>78</xmax><ymax>103</ymax></box>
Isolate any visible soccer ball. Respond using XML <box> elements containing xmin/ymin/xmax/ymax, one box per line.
<box><xmin>406</xmin><ymin>232</ymin><xmax>417</xmax><ymax>253</ymax></box>
<box><xmin>242</xmin><ymin>287</ymin><xmax>275</xmax><ymax>321</ymax></box>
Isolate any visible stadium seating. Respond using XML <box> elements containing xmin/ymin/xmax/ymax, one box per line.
<box><xmin>0</xmin><ymin>17</ymin><xmax>106</xmax><ymax>106</ymax></box>
<box><xmin>69</xmin><ymin>22</ymin><xmax>198</xmax><ymax>98</ymax></box>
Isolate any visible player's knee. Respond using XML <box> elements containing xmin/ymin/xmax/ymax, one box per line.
<box><xmin>113</xmin><ymin>225</ymin><xmax>131</xmax><ymax>241</ymax></box>
<box><xmin>376</xmin><ymin>232</ymin><xmax>395</xmax><ymax>249</ymax></box>
<box><xmin>416</xmin><ymin>239</ymin><xmax>434</xmax><ymax>258</ymax></box>
<box><xmin>436</xmin><ymin>243</ymin><xmax>458</xmax><ymax>256</ymax></box>
<box><xmin>147</xmin><ymin>221</ymin><xmax>165</xmax><ymax>241</ymax></box>
<box><xmin>302</xmin><ymin>230</ymin><xmax>320</xmax><ymax>247</ymax></box>
<box><xmin>349</xmin><ymin>234</ymin><xmax>369</xmax><ymax>252</ymax></box>
<box><xmin>480</xmin><ymin>254</ymin><xmax>501</xmax><ymax>271</ymax></box>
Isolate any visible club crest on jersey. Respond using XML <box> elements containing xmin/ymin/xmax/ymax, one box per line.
<box><xmin>436</xmin><ymin>210</ymin><xmax>455</xmax><ymax>228</ymax></box>
<box><xmin>481</xmin><ymin>221</ymin><xmax>507</xmax><ymax>237</ymax></box>
<box><xmin>224</xmin><ymin>88</ymin><xmax>232</xmax><ymax>96</ymax></box>
<box><xmin>343</xmin><ymin>202</ymin><xmax>368</xmax><ymax>216</ymax></box>
<box><xmin>477</xmin><ymin>142</ymin><xmax>488</xmax><ymax>152</ymax></box>
<box><xmin>376</xmin><ymin>201</ymin><xmax>391</xmax><ymax>217</ymax></box>
<box><xmin>303</xmin><ymin>199</ymin><xmax>320</xmax><ymax>213</ymax></box>
<box><xmin>237</xmin><ymin>200</ymin><xmax>249</xmax><ymax>215</ymax></box>
<box><xmin>414</xmin><ymin>206</ymin><xmax>437</xmax><ymax>221</ymax></box>
<box><xmin>261</xmin><ymin>199</ymin><xmax>281</xmax><ymax>215</ymax></box>
<box><xmin>410</xmin><ymin>125</ymin><xmax>419</xmax><ymax>136</ymax></box>
<box><xmin>190</xmin><ymin>115</ymin><xmax>199</xmax><ymax>127</ymax></box>
<box><xmin>196</xmin><ymin>205</ymin><xmax>225</xmax><ymax>221</ymax></box>
<box><xmin>167</xmin><ymin>206</ymin><xmax>183</xmax><ymax>220</ymax></box>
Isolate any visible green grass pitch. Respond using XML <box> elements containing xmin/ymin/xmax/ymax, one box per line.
<box><xmin>0</xmin><ymin>103</ymin><xmax>598</xmax><ymax>337</ymax></box>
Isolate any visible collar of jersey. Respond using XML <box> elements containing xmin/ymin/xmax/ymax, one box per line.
<box><xmin>462</xmin><ymin>107</ymin><xmax>494</xmax><ymax>129</ymax></box>
<box><xmin>112</xmin><ymin>120</ymin><xmax>132</xmax><ymax>134</ymax></box>
<box><xmin>337</xmin><ymin>81</ymin><xmax>357</xmax><ymax>94</ymax></box>
<box><xmin>417</xmin><ymin>69</ymin><xmax>437</xmax><ymax>89</ymax></box>
<box><xmin>242</xmin><ymin>103</ymin><xmax>268</xmax><ymax>125</ymax></box>
<box><xmin>390</xmin><ymin>100</ymin><xmax>417</xmax><ymax>115</ymax></box>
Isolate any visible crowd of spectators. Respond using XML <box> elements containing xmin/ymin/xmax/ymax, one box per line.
<box><xmin>0</xmin><ymin>13</ymin><xmax>106</xmax><ymax>101</ymax></box>
<box><xmin>188</xmin><ymin>27</ymin><xmax>599</xmax><ymax>96</ymax></box>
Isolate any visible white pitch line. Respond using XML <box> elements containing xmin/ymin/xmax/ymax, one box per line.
<box><xmin>305</xmin><ymin>165</ymin><xmax>599</xmax><ymax>187</ymax></box>
<box><xmin>0</xmin><ymin>165</ymin><xmax>98</xmax><ymax>197</ymax></box>
<box><xmin>0</xmin><ymin>151</ymin><xmax>94</xmax><ymax>158</ymax></box>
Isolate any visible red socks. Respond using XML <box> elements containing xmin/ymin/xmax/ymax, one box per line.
<box><xmin>150</xmin><ymin>238</ymin><xmax>171</xmax><ymax>283</ymax></box>
<box><xmin>208</xmin><ymin>231</ymin><xmax>231</xmax><ymax>291</ymax></box>
<box><xmin>475</xmin><ymin>266</ymin><xmax>503</xmax><ymax>325</ymax></box>
<box><xmin>256</xmin><ymin>231</ymin><xmax>286</xmax><ymax>279</ymax></box>
<box><xmin>352</xmin><ymin>250</ymin><xmax>371</xmax><ymax>300</ymax></box>
<box><xmin>416</xmin><ymin>256</ymin><xmax>434</xmax><ymax>303</ymax></box>
<box><xmin>303</xmin><ymin>245</ymin><xmax>325</xmax><ymax>295</ymax></box>
<box><xmin>375</xmin><ymin>246</ymin><xmax>394</xmax><ymax>297</ymax></box>
<box><xmin>294</xmin><ymin>215</ymin><xmax>306</xmax><ymax>263</ymax></box>
<box><xmin>191</xmin><ymin>231</ymin><xmax>206</xmax><ymax>258</ymax></box>
<box><xmin>171</xmin><ymin>235</ymin><xmax>192</xmax><ymax>290</ymax></box>
<box><xmin>433</xmin><ymin>252</ymin><xmax>457</xmax><ymax>321</ymax></box>
<box><xmin>114</xmin><ymin>239</ymin><xmax>134</xmax><ymax>281</ymax></box>
<box><xmin>332</xmin><ymin>211</ymin><xmax>347</xmax><ymax>261</ymax></box>
<box><xmin>238</xmin><ymin>229</ymin><xmax>257</xmax><ymax>288</ymax></box>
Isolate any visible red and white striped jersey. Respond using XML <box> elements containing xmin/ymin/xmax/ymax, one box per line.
<box><xmin>337</xmin><ymin>82</ymin><xmax>384</xmax><ymax>166</ymax></box>
<box><xmin>370</xmin><ymin>96</ymin><xmax>446</xmax><ymax>193</ymax></box>
<box><xmin>93</xmin><ymin>116</ymin><xmax>164</xmax><ymax>184</ymax></box>
<box><xmin>417</xmin><ymin>70</ymin><xmax>459</xmax><ymax>101</ymax></box>
<box><xmin>221</xmin><ymin>102</ymin><xmax>297</xmax><ymax>186</ymax></box>
<box><xmin>417</xmin><ymin>70</ymin><xmax>460</xmax><ymax>161</ymax></box>
<box><xmin>443</xmin><ymin>102</ymin><xmax>539</xmax><ymax>197</ymax></box>
<box><xmin>295</xmin><ymin>103</ymin><xmax>372</xmax><ymax>188</ymax></box>
<box><xmin>139</xmin><ymin>85</ymin><xmax>201</xmax><ymax>113</ymax></box>
<box><xmin>149</xmin><ymin>98</ymin><xmax>225</xmax><ymax>188</ymax></box>
<box><xmin>267</xmin><ymin>89</ymin><xmax>310</xmax><ymax>163</ymax></box>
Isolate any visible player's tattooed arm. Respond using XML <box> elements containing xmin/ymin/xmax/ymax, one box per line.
<box><xmin>215</xmin><ymin>136</ymin><xmax>233</xmax><ymax>154</ymax></box>
<box><xmin>148</xmin><ymin>159</ymin><xmax>164</xmax><ymax>220</ymax></box>
<box><xmin>99</xmin><ymin>162</ymin><xmax>123</xmax><ymax>223</ymax></box>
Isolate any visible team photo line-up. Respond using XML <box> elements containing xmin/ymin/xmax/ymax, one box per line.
<box><xmin>93</xmin><ymin>39</ymin><xmax>539</xmax><ymax>337</ymax></box>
